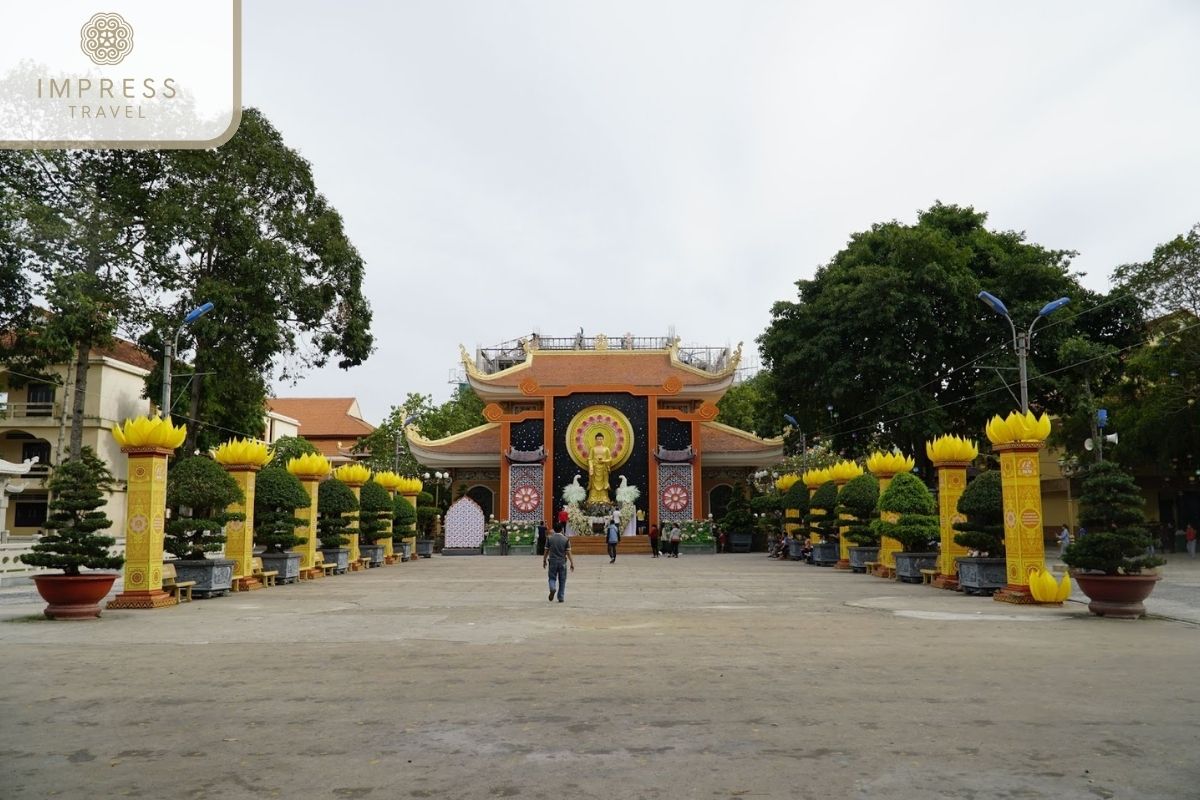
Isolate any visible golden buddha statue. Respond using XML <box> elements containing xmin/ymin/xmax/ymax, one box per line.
<box><xmin>586</xmin><ymin>432</ymin><xmax>613</xmax><ymax>504</ymax></box>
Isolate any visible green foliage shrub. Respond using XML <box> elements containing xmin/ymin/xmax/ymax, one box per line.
<box><xmin>317</xmin><ymin>477</ymin><xmax>358</xmax><ymax>549</ymax></box>
<box><xmin>164</xmin><ymin>457</ymin><xmax>244</xmax><ymax>560</ymax></box>
<box><xmin>358</xmin><ymin>479</ymin><xmax>393</xmax><ymax>542</ymax></box>
<box><xmin>20</xmin><ymin>448</ymin><xmax>124</xmax><ymax>575</ymax></box>
<box><xmin>806</xmin><ymin>481</ymin><xmax>839</xmax><ymax>541</ymax></box>
<box><xmin>838</xmin><ymin>473</ymin><xmax>880</xmax><ymax>546</ymax></box>
<box><xmin>392</xmin><ymin>495</ymin><xmax>416</xmax><ymax>541</ymax></box>
<box><xmin>1062</xmin><ymin>461</ymin><xmax>1163</xmax><ymax>575</ymax></box>
<box><xmin>952</xmin><ymin>470</ymin><xmax>1004</xmax><ymax>556</ymax></box>
<box><xmin>875</xmin><ymin>472</ymin><xmax>938</xmax><ymax>553</ymax></box>
<box><xmin>253</xmin><ymin>466</ymin><xmax>309</xmax><ymax>552</ymax></box>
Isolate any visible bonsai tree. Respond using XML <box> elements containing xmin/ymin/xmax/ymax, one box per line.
<box><xmin>164</xmin><ymin>457</ymin><xmax>244</xmax><ymax>560</ymax></box>
<box><xmin>750</xmin><ymin>494</ymin><xmax>781</xmax><ymax>539</ymax></box>
<box><xmin>270</xmin><ymin>435</ymin><xmax>320</xmax><ymax>464</ymax></box>
<box><xmin>415</xmin><ymin>490</ymin><xmax>437</xmax><ymax>537</ymax></box>
<box><xmin>874</xmin><ymin>472</ymin><xmax>938</xmax><ymax>553</ymax></box>
<box><xmin>782</xmin><ymin>480</ymin><xmax>810</xmax><ymax>540</ymax></box>
<box><xmin>952</xmin><ymin>470</ymin><xmax>1004</xmax><ymax>556</ymax></box>
<box><xmin>253</xmin><ymin>465</ymin><xmax>310</xmax><ymax>553</ymax></box>
<box><xmin>1062</xmin><ymin>461</ymin><xmax>1163</xmax><ymax>575</ymax></box>
<box><xmin>20</xmin><ymin>448</ymin><xmax>124</xmax><ymax>575</ymax></box>
<box><xmin>358</xmin><ymin>479</ymin><xmax>393</xmax><ymax>542</ymax></box>
<box><xmin>719</xmin><ymin>484</ymin><xmax>754</xmax><ymax>534</ymax></box>
<box><xmin>806</xmin><ymin>480</ymin><xmax>840</xmax><ymax>542</ymax></box>
<box><xmin>317</xmin><ymin>477</ymin><xmax>358</xmax><ymax>549</ymax></box>
<box><xmin>838</xmin><ymin>472</ymin><xmax>880</xmax><ymax>546</ymax></box>
<box><xmin>392</xmin><ymin>495</ymin><xmax>416</xmax><ymax>541</ymax></box>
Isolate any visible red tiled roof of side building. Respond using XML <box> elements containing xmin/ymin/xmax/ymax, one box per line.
<box><xmin>92</xmin><ymin>338</ymin><xmax>156</xmax><ymax>371</ymax></box>
<box><xmin>267</xmin><ymin>397</ymin><xmax>375</xmax><ymax>437</ymax></box>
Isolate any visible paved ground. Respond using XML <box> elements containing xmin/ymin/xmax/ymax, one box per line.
<box><xmin>1</xmin><ymin>554</ymin><xmax>1197</xmax><ymax>800</ymax></box>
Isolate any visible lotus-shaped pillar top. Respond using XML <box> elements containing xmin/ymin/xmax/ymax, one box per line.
<box><xmin>985</xmin><ymin>411</ymin><xmax>1051</xmax><ymax>445</ymax></box>
<box><xmin>212</xmin><ymin>437</ymin><xmax>274</xmax><ymax>468</ymax></box>
<box><xmin>828</xmin><ymin>459</ymin><xmax>864</xmax><ymax>483</ymax></box>
<box><xmin>865</xmin><ymin>450</ymin><xmax>915</xmax><ymax>477</ymax></box>
<box><xmin>286</xmin><ymin>453</ymin><xmax>332</xmax><ymax>479</ymax></box>
<box><xmin>332</xmin><ymin>462</ymin><xmax>372</xmax><ymax>487</ymax></box>
<box><xmin>802</xmin><ymin>467</ymin><xmax>832</xmax><ymax>489</ymax></box>
<box><xmin>112</xmin><ymin>415</ymin><xmax>187</xmax><ymax>450</ymax></box>
<box><xmin>395</xmin><ymin>476</ymin><xmax>424</xmax><ymax>494</ymax></box>
<box><xmin>373</xmin><ymin>470</ymin><xmax>406</xmax><ymax>492</ymax></box>
<box><xmin>925</xmin><ymin>434</ymin><xmax>979</xmax><ymax>466</ymax></box>
<box><xmin>775</xmin><ymin>473</ymin><xmax>800</xmax><ymax>493</ymax></box>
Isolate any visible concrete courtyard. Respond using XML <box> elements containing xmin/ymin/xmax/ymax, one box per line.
<box><xmin>1</xmin><ymin>553</ymin><xmax>1197</xmax><ymax>800</ymax></box>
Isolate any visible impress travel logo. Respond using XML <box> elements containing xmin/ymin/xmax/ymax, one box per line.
<box><xmin>1</xmin><ymin>1</ymin><xmax>241</xmax><ymax>148</ymax></box>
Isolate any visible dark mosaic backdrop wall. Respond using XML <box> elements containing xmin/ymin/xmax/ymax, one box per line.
<box><xmin>510</xmin><ymin>419</ymin><xmax>544</xmax><ymax>453</ymax></box>
<box><xmin>552</xmin><ymin>393</ymin><xmax>648</xmax><ymax>515</ymax></box>
<box><xmin>657</xmin><ymin>418</ymin><xmax>691</xmax><ymax>450</ymax></box>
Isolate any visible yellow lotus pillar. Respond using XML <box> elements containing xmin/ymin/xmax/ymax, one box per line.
<box><xmin>107</xmin><ymin>417</ymin><xmax>188</xmax><ymax>609</ymax></box>
<box><xmin>926</xmin><ymin>435</ymin><xmax>979</xmax><ymax>590</ymax></box>
<box><xmin>214</xmin><ymin>438</ymin><xmax>274</xmax><ymax>590</ymax></box>
<box><xmin>333</xmin><ymin>463</ymin><xmax>371</xmax><ymax>569</ymax></box>
<box><xmin>398</xmin><ymin>477</ymin><xmax>423</xmax><ymax>561</ymax></box>
<box><xmin>986</xmin><ymin>411</ymin><xmax>1053</xmax><ymax>604</ymax></box>
<box><xmin>287</xmin><ymin>453</ymin><xmax>331</xmax><ymax>578</ymax></box>
<box><xmin>867</xmin><ymin>450</ymin><xmax>916</xmax><ymax>577</ymax></box>
<box><xmin>828</xmin><ymin>460</ymin><xmax>864</xmax><ymax>569</ymax></box>
<box><xmin>775</xmin><ymin>474</ymin><xmax>801</xmax><ymax>553</ymax></box>
<box><xmin>374</xmin><ymin>471</ymin><xmax>405</xmax><ymax>564</ymax></box>
<box><xmin>801</xmin><ymin>468</ymin><xmax>830</xmax><ymax>546</ymax></box>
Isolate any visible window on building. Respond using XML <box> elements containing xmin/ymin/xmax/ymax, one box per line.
<box><xmin>26</xmin><ymin>383</ymin><xmax>55</xmax><ymax>417</ymax></box>
<box><xmin>21</xmin><ymin>441</ymin><xmax>51</xmax><ymax>472</ymax></box>
<box><xmin>13</xmin><ymin>496</ymin><xmax>49</xmax><ymax>528</ymax></box>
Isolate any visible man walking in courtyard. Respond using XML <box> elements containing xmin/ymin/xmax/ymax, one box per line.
<box><xmin>606</xmin><ymin>517</ymin><xmax>620</xmax><ymax>563</ymax></box>
<box><xmin>543</xmin><ymin>525</ymin><xmax>575</xmax><ymax>602</ymax></box>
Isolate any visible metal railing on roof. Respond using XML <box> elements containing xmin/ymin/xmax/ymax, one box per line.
<box><xmin>472</xmin><ymin>334</ymin><xmax>733</xmax><ymax>376</ymax></box>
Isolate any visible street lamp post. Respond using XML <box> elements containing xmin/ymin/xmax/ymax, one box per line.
<box><xmin>160</xmin><ymin>302</ymin><xmax>214</xmax><ymax>419</ymax></box>
<box><xmin>1057</xmin><ymin>454</ymin><xmax>1081</xmax><ymax>531</ymax></box>
<box><xmin>977</xmin><ymin>292</ymin><xmax>1070</xmax><ymax>413</ymax></box>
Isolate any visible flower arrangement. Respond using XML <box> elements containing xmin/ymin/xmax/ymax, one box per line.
<box><xmin>484</xmin><ymin>521</ymin><xmax>537</xmax><ymax>546</ymax></box>
<box><xmin>679</xmin><ymin>520</ymin><xmax>714</xmax><ymax>543</ymax></box>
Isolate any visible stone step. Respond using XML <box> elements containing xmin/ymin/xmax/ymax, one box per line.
<box><xmin>568</xmin><ymin>536</ymin><xmax>655</xmax><ymax>555</ymax></box>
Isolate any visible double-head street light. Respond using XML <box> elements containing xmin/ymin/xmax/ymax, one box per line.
<box><xmin>977</xmin><ymin>292</ymin><xmax>1070</xmax><ymax>413</ymax></box>
<box><xmin>160</xmin><ymin>302</ymin><xmax>214</xmax><ymax>419</ymax></box>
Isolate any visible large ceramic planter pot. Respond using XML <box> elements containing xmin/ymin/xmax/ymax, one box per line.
<box><xmin>260</xmin><ymin>551</ymin><xmax>302</xmax><ymax>584</ymax></box>
<box><xmin>321</xmin><ymin>547</ymin><xmax>350</xmax><ymax>574</ymax></box>
<box><xmin>788</xmin><ymin>538</ymin><xmax>806</xmax><ymax>561</ymax></box>
<box><xmin>848</xmin><ymin>546</ymin><xmax>878</xmax><ymax>573</ymax></box>
<box><xmin>728</xmin><ymin>531</ymin><xmax>753</xmax><ymax>553</ymax></box>
<box><xmin>811</xmin><ymin>541</ymin><xmax>839</xmax><ymax>567</ymax></box>
<box><xmin>398</xmin><ymin>542</ymin><xmax>412</xmax><ymax>561</ymax></box>
<box><xmin>680</xmin><ymin>542</ymin><xmax>715</xmax><ymax>554</ymax></box>
<box><xmin>416</xmin><ymin>539</ymin><xmax>434</xmax><ymax>558</ymax></box>
<box><xmin>31</xmin><ymin>573</ymin><xmax>118</xmax><ymax>619</ymax></box>
<box><xmin>893</xmin><ymin>552</ymin><xmax>938</xmax><ymax>583</ymax></box>
<box><xmin>173</xmin><ymin>558</ymin><xmax>235</xmax><ymax>597</ymax></box>
<box><xmin>361</xmin><ymin>544</ymin><xmax>385</xmax><ymax>567</ymax></box>
<box><xmin>955</xmin><ymin>557</ymin><xmax>1007</xmax><ymax>596</ymax></box>
<box><xmin>1072</xmin><ymin>572</ymin><xmax>1162</xmax><ymax>619</ymax></box>
<box><xmin>508</xmin><ymin>544</ymin><xmax>534</xmax><ymax>556</ymax></box>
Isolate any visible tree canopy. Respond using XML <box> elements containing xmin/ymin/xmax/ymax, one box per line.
<box><xmin>758</xmin><ymin>203</ymin><xmax>1141</xmax><ymax>463</ymax></box>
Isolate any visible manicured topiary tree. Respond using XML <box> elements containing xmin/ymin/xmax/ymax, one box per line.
<box><xmin>358</xmin><ymin>479</ymin><xmax>393</xmax><ymax>541</ymax></box>
<box><xmin>838</xmin><ymin>472</ymin><xmax>880</xmax><ymax>546</ymax></box>
<box><xmin>783</xmin><ymin>480</ymin><xmax>809</xmax><ymax>516</ymax></box>
<box><xmin>415</xmin><ymin>490</ymin><xmax>437</xmax><ymax>536</ymax></box>
<box><xmin>317</xmin><ymin>477</ymin><xmax>358</xmax><ymax>548</ymax></box>
<box><xmin>253</xmin><ymin>465</ymin><xmax>310</xmax><ymax>552</ymax></box>
<box><xmin>392</xmin><ymin>495</ymin><xmax>416</xmax><ymax>541</ymax></box>
<box><xmin>874</xmin><ymin>472</ymin><xmax>938</xmax><ymax>553</ymax></box>
<box><xmin>952</xmin><ymin>470</ymin><xmax>1004</xmax><ymax>556</ymax></box>
<box><xmin>164</xmin><ymin>457</ymin><xmax>245</xmax><ymax>560</ymax></box>
<box><xmin>270</xmin><ymin>435</ymin><xmax>320</xmax><ymax>464</ymax></box>
<box><xmin>20</xmin><ymin>448</ymin><xmax>124</xmax><ymax>575</ymax></box>
<box><xmin>1063</xmin><ymin>461</ymin><xmax>1163</xmax><ymax>575</ymax></box>
<box><xmin>719</xmin><ymin>484</ymin><xmax>754</xmax><ymax>534</ymax></box>
<box><xmin>806</xmin><ymin>480</ymin><xmax>839</xmax><ymax>541</ymax></box>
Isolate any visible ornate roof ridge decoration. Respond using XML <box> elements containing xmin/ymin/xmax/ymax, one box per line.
<box><xmin>699</xmin><ymin>420</ymin><xmax>784</xmax><ymax>446</ymax></box>
<box><xmin>405</xmin><ymin>422</ymin><xmax>502</xmax><ymax>447</ymax></box>
<box><xmin>461</xmin><ymin>338</ymin><xmax>744</xmax><ymax>382</ymax></box>
<box><xmin>504</xmin><ymin>445</ymin><xmax>547</xmax><ymax>463</ymax></box>
<box><xmin>654</xmin><ymin>445</ymin><xmax>695</xmax><ymax>463</ymax></box>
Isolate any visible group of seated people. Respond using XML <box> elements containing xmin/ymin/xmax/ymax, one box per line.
<box><xmin>768</xmin><ymin>535</ymin><xmax>811</xmax><ymax>561</ymax></box>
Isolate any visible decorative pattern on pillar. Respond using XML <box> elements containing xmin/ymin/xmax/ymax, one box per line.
<box><xmin>398</xmin><ymin>476</ymin><xmax>423</xmax><ymax>559</ymax></box>
<box><xmin>288</xmin><ymin>453</ymin><xmax>332</xmax><ymax>577</ymax></box>
<box><xmin>985</xmin><ymin>411</ymin><xmax>1052</xmax><ymax>604</ymax></box>
<box><xmin>106</xmin><ymin>415</ymin><xmax>187</xmax><ymax>610</ymax></box>
<box><xmin>374</xmin><ymin>471</ymin><xmax>405</xmax><ymax>563</ymax></box>
<box><xmin>214</xmin><ymin>438</ymin><xmax>274</xmax><ymax>591</ymax></box>
<box><xmin>866</xmin><ymin>451</ymin><xmax>915</xmax><ymax>573</ymax></box>
<box><xmin>333</xmin><ymin>463</ymin><xmax>372</xmax><ymax>568</ymax></box>
<box><xmin>927</xmin><ymin>435</ymin><xmax>979</xmax><ymax>590</ymax></box>
<box><xmin>657</xmin><ymin>463</ymin><xmax>693</xmax><ymax>523</ymax></box>
<box><xmin>508</xmin><ymin>463</ymin><xmax>544</xmax><ymax>522</ymax></box>
<box><xmin>829</xmin><ymin>460</ymin><xmax>864</xmax><ymax>569</ymax></box>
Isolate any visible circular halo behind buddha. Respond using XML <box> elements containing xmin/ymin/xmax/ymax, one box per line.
<box><xmin>565</xmin><ymin>405</ymin><xmax>634</xmax><ymax>471</ymax></box>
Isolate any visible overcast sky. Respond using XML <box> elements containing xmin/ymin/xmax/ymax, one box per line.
<box><xmin>244</xmin><ymin>1</ymin><xmax>1200</xmax><ymax>424</ymax></box>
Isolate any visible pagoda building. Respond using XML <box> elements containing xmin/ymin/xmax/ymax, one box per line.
<box><xmin>406</xmin><ymin>334</ymin><xmax>783</xmax><ymax>530</ymax></box>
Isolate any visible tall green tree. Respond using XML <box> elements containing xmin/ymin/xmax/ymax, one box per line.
<box><xmin>758</xmin><ymin>203</ymin><xmax>1140</xmax><ymax>464</ymax></box>
<box><xmin>0</xmin><ymin>150</ymin><xmax>167</xmax><ymax>457</ymax></box>
<box><xmin>357</xmin><ymin>387</ymin><xmax>486</xmax><ymax>473</ymax></box>
<box><xmin>716</xmin><ymin>371</ymin><xmax>781</xmax><ymax>436</ymax></box>
<box><xmin>142</xmin><ymin>108</ymin><xmax>374</xmax><ymax>451</ymax></box>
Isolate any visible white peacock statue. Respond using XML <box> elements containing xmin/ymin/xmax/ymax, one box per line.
<box><xmin>615</xmin><ymin>475</ymin><xmax>640</xmax><ymax>505</ymax></box>
<box><xmin>562</xmin><ymin>474</ymin><xmax>586</xmax><ymax>506</ymax></box>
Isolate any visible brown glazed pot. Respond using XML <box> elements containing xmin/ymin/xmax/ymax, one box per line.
<box><xmin>1072</xmin><ymin>573</ymin><xmax>1161</xmax><ymax>620</ymax></box>
<box><xmin>31</xmin><ymin>573</ymin><xmax>119</xmax><ymax>620</ymax></box>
